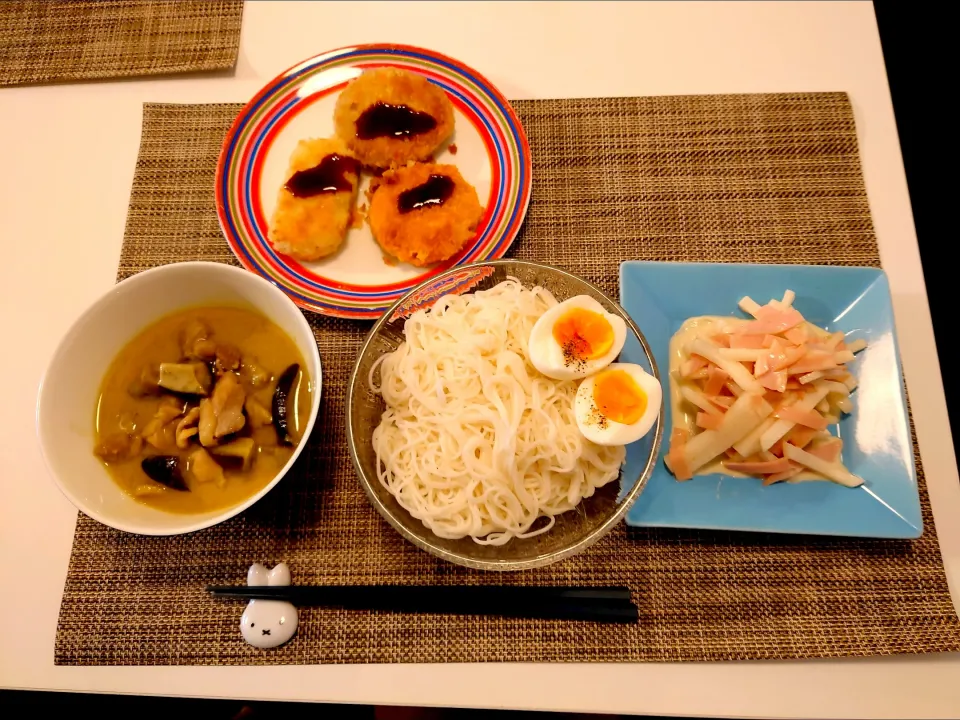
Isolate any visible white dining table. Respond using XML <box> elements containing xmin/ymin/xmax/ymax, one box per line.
<box><xmin>1</xmin><ymin>1</ymin><xmax>958</xmax><ymax>717</ymax></box>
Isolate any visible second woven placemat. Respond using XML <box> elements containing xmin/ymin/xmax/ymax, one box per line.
<box><xmin>55</xmin><ymin>94</ymin><xmax>960</xmax><ymax>665</ymax></box>
<box><xmin>0</xmin><ymin>0</ymin><xmax>243</xmax><ymax>87</ymax></box>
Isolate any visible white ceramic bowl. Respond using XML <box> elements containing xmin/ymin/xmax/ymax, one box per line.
<box><xmin>36</xmin><ymin>262</ymin><xmax>322</xmax><ymax>535</ymax></box>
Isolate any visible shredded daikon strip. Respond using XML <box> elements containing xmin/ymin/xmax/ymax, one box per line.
<box><xmin>687</xmin><ymin>338</ymin><xmax>763</xmax><ymax>393</ymax></box>
<box><xmin>759</xmin><ymin>384</ymin><xmax>831</xmax><ymax>452</ymax></box>
<box><xmin>670</xmin><ymin>393</ymin><xmax>773</xmax><ymax>476</ymax></box>
<box><xmin>725</xmin><ymin>381</ymin><xmax>743</xmax><ymax>397</ymax></box>
<box><xmin>739</xmin><ymin>296</ymin><xmax>763</xmax><ymax>317</ymax></box>
<box><xmin>783</xmin><ymin>443</ymin><xmax>863</xmax><ymax>487</ymax></box>
<box><xmin>834</xmin><ymin>396</ymin><xmax>853</xmax><ymax>414</ymax></box>
<box><xmin>680</xmin><ymin>384</ymin><xmax>724</xmax><ymax>416</ymax></box>
<box><xmin>718</xmin><ymin>348</ymin><xmax>765</xmax><ymax>361</ymax></box>
<box><xmin>819</xmin><ymin>380</ymin><xmax>850</xmax><ymax>396</ymax></box>
<box><xmin>733</xmin><ymin>417</ymin><xmax>778</xmax><ymax>457</ymax></box>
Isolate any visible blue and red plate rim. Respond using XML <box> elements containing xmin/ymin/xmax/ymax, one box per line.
<box><xmin>215</xmin><ymin>43</ymin><xmax>533</xmax><ymax>319</ymax></box>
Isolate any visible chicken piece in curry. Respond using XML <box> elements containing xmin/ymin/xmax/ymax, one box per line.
<box><xmin>94</xmin><ymin>307</ymin><xmax>313</xmax><ymax>514</ymax></box>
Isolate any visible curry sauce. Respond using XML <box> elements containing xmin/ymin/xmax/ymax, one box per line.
<box><xmin>94</xmin><ymin>307</ymin><xmax>313</xmax><ymax>514</ymax></box>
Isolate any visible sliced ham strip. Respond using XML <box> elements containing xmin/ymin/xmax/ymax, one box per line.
<box><xmin>757</xmin><ymin>370</ymin><xmax>788</xmax><ymax>393</ymax></box>
<box><xmin>767</xmin><ymin>438</ymin><xmax>785</xmax><ymax>457</ymax></box>
<box><xmin>729</xmin><ymin>334</ymin><xmax>766</xmax><ymax>349</ymax></box>
<box><xmin>807</xmin><ymin>438</ymin><xmax>843</xmax><ymax>463</ymax></box>
<box><xmin>772</xmin><ymin>345</ymin><xmax>807</xmax><ymax>371</ymax></box>
<box><xmin>666</xmin><ymin>428</ymin><xmax>692</xmax><ymax>481</ymax></box>
<box><xmin>774</xmin><ymin>405</ymin><xmax>829</xmax><ymax>430</ymax></box>
<box><xmin>787</xmin><ymin>351</ymin><xmax>837</xmax><ymax>375</ymax></box>
<box><xmin>764</xmin><ymin>465</ymin><xmax>804</xmax><ymax>485</ymax></box>
<box><xmin>696</xmin><ymin>412</ymin><xmax>724</xmax><ymax>431</ymax></box>
<box><xmin>738</xmin><ymin>305</ymin><xmax>804</xmax><ymax>335</ymax></box>
<box><xmin>754</xmin><ymin>353</ymin><xmax>770</xmax><ymax>377</ymax></box>
<box><xmin>785</xmin><ymin>425</ymin><xmax>818</xmax><ymax>449</ymax></box>
<box><xmin>759</xmin><ymin>338</ymin><xmax>787</xmax><ymax>371</ymax></box>
<box><xmin>783</xmin><ymin>326</ymin><xmax>808</xmax><ymax>345</ymax></box>
<box><xmin>680</xmin><ymin>355</ymin><xmax>709</xmax><ymax>378</ymax></box>
<box><xmin>703</xmin><ymin>367</ymin><xmax>729</xmax><ymax>396</ymax></box>
<box><xmin>723</xmin><ymin>457</ymin><xmax>795</xmax><ymax>475</ymax></box>
<box><xmin>759</xmin><ymin>383</ymin><xmax>831</xmax><ymax>451</ymax></box>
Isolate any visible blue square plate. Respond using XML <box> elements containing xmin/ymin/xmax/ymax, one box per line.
<box><xmin>619</xmin><ymin>261</ymin><xmax>921</xmax><ymax>538</ymax></box>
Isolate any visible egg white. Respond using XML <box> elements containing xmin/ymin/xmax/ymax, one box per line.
<box><xmin>527</xmin><ymin>295</ymin><xmax>627</xmax><ymax>381</ymax></box>
<box><xmin>575</xmin><ymin>363</ymin><xmax>662</xmax><ymax>445</ymax></box>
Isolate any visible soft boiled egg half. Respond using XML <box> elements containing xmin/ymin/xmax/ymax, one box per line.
<box><xmin>575</xmin><ymin>363</ymin><xmax>661</xmax><ymax>445</ymax></box>
<box><xmin>528</xmin><ymin>296</ymin><xmax>627</xmax><ymax>380</ymax></box>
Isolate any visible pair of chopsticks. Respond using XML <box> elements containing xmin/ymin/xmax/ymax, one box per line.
<box><xmin>208</xmin><ymin>584</ymin><xmax>638</xmax><ymax>623</ymax></box>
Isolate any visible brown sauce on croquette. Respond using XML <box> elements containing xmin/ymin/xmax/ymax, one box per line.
<box><xmin>398</xmin><ymin>174</ymin><xmax>455</xmax><ymax>213</ymax></box>
<box><xmin>284</xmin><ymin>154</ymin><xmax>360</xmax><ymax>198</ymax></box>
<box><xmin>356</xmin><ymin>102</ymin><xmax>438</xmax><ymax>140</ymax></box>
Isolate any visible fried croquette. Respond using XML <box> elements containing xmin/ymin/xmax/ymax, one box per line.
<box><xmin>368</xmin><ymin>163</ymin><xmax>483</xmax><ymax>267</ymax></box>
<box><xmin>268</xmin><ymin>138</ymin><xmax>360</xmax><ymax>262</ymax></box>
<box><xmin>334</xmin><ymin>69</ymin><xmax>454</xmax><ymax>169</ymax></box>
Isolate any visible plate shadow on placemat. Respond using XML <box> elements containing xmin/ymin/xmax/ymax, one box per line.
<box><xmin>54</xmin><ymin>94</ymin><xmax>960</xmax><ymax>665</ymax></box>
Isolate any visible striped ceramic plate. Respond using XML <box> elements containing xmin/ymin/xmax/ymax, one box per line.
<box><xmin>216</xmin><ymin>44</ymin><xmax>532</xmax><ymax>319</ymax></box>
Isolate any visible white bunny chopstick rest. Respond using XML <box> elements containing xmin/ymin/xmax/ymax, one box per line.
<box><xmin>240</xmin><ymin>563</ymin><xmax>298</xmax><ymax>649</ymax></box>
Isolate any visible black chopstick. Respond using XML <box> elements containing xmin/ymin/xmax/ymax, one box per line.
<box><xmin>207</xmin><ymin>585</ymin><xmax>638</xmax><ymax>624</ymax></box>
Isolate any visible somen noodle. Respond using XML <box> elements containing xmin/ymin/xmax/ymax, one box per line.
<box><xmin>369</xmin><ymin>278</ymin><xmax>625</xmax><ymax>545</ymax></box>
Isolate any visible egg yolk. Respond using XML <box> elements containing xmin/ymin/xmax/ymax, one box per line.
<box><xmin>552</xmin><ymin>308</ymin><xmax>614</xmax><ymax>362</ymax></box>
<box><xmin>593</xmin><ymin>369</ymin><xmax>647</xmax><ymax>425</ymax></box>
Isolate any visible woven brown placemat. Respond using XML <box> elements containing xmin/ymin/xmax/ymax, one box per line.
<box><xmin>55</xmin><ymin>94</ymin><xmax>960</xmax><ymax>665</ymax></box>
<box><xmin>0</xmin><ymin>0</ymin><xmax>242</xmax><ymax>87</ymax></box>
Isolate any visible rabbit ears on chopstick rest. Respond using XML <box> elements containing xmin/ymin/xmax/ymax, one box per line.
<box><xmin>247</xmin><ymin>562</ymin><xmax>292</xmax><ymax>587</ymax></box>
